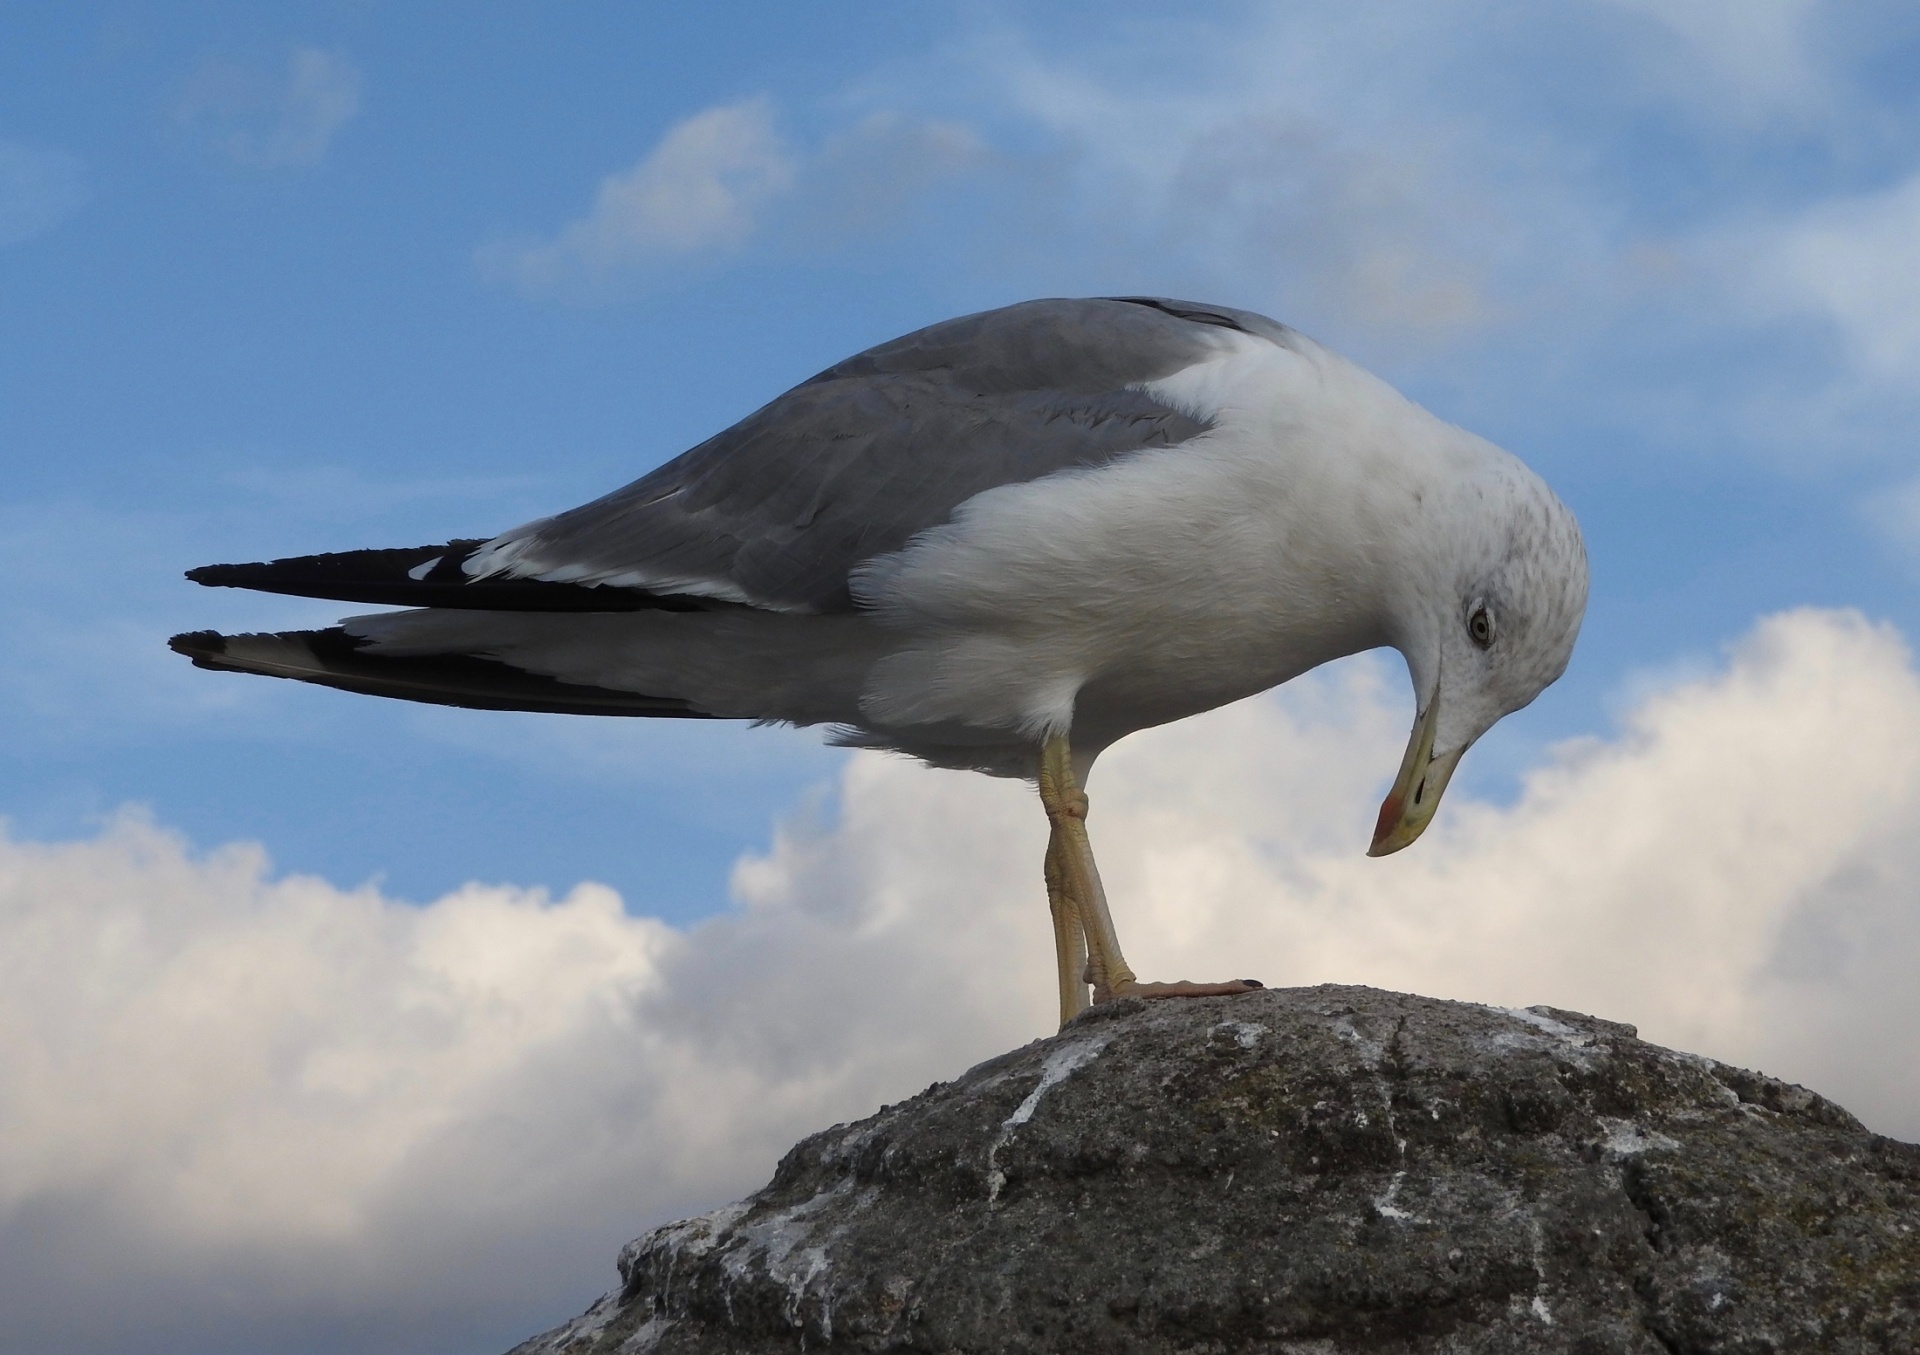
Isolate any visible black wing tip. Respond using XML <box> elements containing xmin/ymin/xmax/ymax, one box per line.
<box><xmin>165</xmin><ymin>625</ymin><xmax>722</xmax><ymax>720</ymax></box>
<box><xmin>184</xmin><ymin>542</ymin><xmax>486</xmax><ymax>597</ymax></box>
<box><xmin>185</xmin><ymin>562</ymin><xmax>252</xmax><ymax>587</ymax></box>
<box><xmin>168</xmin><ymin>628</ymin><xmax>231</xmax><ymax>667</ymax></box>
<box><xmin>181</xmin><ymin>542</ymin><xmax>728</xmax><ymax>613</ymax></box>
<box><xmin>169</xmin><ymin>626</ymin><xmax>326</xmax><ymax>675</ymax></box>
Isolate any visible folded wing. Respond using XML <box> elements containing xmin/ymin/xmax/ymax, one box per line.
<box><xmin>461</xmin><ymin>298</ymin><xmax>1261</xmax><ymax>613</ymax></box>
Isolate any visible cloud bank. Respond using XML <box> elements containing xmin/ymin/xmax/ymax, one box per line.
<box><xmin>3</xmin><ymin>608</ymin><xmax>1919</xmax><ymax>1352</ymax></box>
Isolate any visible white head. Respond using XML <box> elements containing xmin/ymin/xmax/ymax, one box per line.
<box><xmin>1369</xmin><ymin>450</ymin><xmax>1588</xmax><ymax>855</ymax></box>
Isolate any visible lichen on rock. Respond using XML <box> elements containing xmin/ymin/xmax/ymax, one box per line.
<box><xmin>508</xmin><ymin>985</ymin><xmax>1920</xmax><ymax>1353</ymax></box>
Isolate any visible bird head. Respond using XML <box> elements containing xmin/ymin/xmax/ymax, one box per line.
<box><xmin>1368</xmin><ymin>461</ymin><xmax>1588</xmax><ymax>856</ymax></box>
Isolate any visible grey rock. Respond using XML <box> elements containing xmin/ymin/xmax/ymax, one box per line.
<box><xmin>509</xmin><ymin>985</ymin><xmax>1920</xmax><ymax>1353</ymax></box>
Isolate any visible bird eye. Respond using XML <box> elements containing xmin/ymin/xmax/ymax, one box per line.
<box><xmin>1468</xmin><ymin>604</ymin><xmax>1495</xmax><ymax>649</ymax></box>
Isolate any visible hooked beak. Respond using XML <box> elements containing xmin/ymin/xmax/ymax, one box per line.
<box><xmin>1367</xmin><ymin>690</ymin><xmax>1469</xmax><ymax>857</ymax></box>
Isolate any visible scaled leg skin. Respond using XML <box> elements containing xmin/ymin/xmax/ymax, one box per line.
<box><xmin>1037</xmin><ymin>733</ymin><xmax>1262</xmax><ymax>1013</ymax></box>
<box><xmin>1045</xmin><ymin>825</ymin><xmax>1091</xmax><ymax>1026</ymax></box>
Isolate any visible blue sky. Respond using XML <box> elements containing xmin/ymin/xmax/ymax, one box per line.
<box><xmin>7</xmin><ymin>4</ymin><xmax>1920</xmax><ymax>1354</ymax></box>
<box><xmin>6</xmin><ymin>1</ymin><xmax>1920</xmax><ymax>914</ymax></box>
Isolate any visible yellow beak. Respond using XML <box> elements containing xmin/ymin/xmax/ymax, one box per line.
<box><xmin>1367</xmin><ymin>691</ymin><xmax>1468</xmax><ymax>857</ymax></box>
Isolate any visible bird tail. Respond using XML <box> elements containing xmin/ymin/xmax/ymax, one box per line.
<box><xmin>168</xmin><ymin>627</ymin><xmax>718</xmax><ymax>719</ymax></box>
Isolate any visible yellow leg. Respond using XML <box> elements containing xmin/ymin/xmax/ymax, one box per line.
<box><xmin>1036</xmin><ymin>731</ymin><xmax>1264</xmax><ymax>1019</ymax></box>
<box><xmin>1046</xmin><ymin>824</ymin><xmax>1090</xmax><ymax>1026</ymax></box>
<box><xmin>1038</xmin><ymin>733</ymin><xmax>1137</xmax><ymax>1002</ymax></box>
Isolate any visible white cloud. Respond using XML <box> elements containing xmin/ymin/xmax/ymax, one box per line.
<box><xmin>0</xmin><ymin>140</ymin><xmax>85</xmax><ymax>246</ymax></box>
<box><xmin>466</xmin><ymin>1</ymin><xmax>1879</xmax><ymax>374</ymax></box>
<box><xmin>1736</xmin><ymin>171</ymin><xmax>1920</xmax><ymax>380</ymax></box>
<box><xmin>1163</xmin><ymin>113</ymin><xmax>1497</xmax><ymax>336</ymax></box>
<box><xmin>791</xmin><ymin>112</ymin><xmax>987</xmax><ymax>240</ymax></box>
<box><xmin>1690</xmin><ymin>166</ymin><xmax>1920</xmax><ymax>446</ymax></box>
<box><xmin>478</xmin><ymin>98</ymin><xmax>796</xmax><ymax>301</ymax></box>
<box><xmin>3</xmin><ymin>608</ymin><xmax>1919</xmax><ymax>1349</ymax></box>
<box><xmin>178</xmin><ymin>47</ymin><xmax>362</xmax><ymax>169</ymax></box>
<box><xmin>885</xmin><ymin>1</ymin><xmax>1920</xmax><ymax>446</ymax></box>
<box><xmin>476</xmin><ymin>98</ymin><xmax>1002</xmax><ymax>303</ymax></box>
<box><xmin>954</xmin><ymin>16</ymin><xmax>1519</xmax><ymax>347</ymax></box>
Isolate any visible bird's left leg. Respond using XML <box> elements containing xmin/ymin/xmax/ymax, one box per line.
<box><xmin>1037</xmin><ymin>733</ymin><xmax>1262</xmax><ymax>1013</ymax></box>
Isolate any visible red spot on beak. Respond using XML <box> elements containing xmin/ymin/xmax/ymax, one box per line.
<box><xmin>1372</xmin><ymin>791</ymin><xmax>1404</xmax><ymax>849</ymax></box>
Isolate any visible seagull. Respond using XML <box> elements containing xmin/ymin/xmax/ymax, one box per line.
<box><xmin>172</xmin><ymin>297</ymin><xmax>1587</xmax><ymax>1028</ymax></box>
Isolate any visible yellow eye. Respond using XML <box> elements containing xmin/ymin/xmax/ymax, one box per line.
<box><xmin>1468</xmin><ymin>605</ymin><xmax>1494</xmax><ymax>648</ymax></box>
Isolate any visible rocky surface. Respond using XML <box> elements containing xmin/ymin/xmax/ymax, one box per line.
<box><xmin>509</xmin><ymin>985</ymin><xmax>1920</xmax><ymax>1353</ymax></box>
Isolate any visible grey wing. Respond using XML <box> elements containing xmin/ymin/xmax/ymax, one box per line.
<box><xmin>465</xmin><ymin>297</ymin><xmax>1291</xmax><ymax>613</ymax></box>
